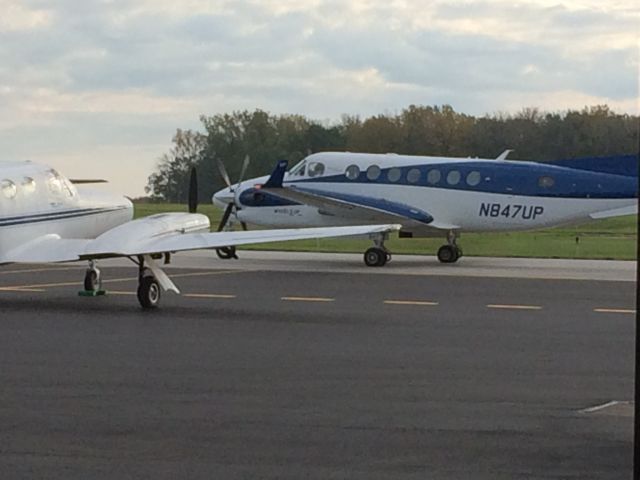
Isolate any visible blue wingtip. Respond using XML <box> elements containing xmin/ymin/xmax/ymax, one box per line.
<box><xmin>263</xmin><ymin>160</ymin><xmax>288</xmax><ymax>188</ymax></box>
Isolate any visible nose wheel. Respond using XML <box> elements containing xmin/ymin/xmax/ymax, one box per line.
<box><xmin>216</xmin><ymin>246</ymin><xmax>238</xmax><ymax>259</ymax></box>
<box><xmin>79</xmin><ymin>261</ymin><xmax>105</xmax><ymax>296</ymax></box>
<box><xmin>437</xmin><ymin>230</ymin><xmax>463</xmax><ymax>264</ymax></box>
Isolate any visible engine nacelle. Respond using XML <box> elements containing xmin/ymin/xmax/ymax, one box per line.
<box><xmin>84</xmin><ymin>213</ymin><xmax>210</xmax><ymax>257</ymax></box>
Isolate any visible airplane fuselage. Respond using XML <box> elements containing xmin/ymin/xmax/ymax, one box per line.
<box><xmin>0</xmin><ymin>161</ymin><xmax>133</xmax><ymax>260</ymax></box>
<box><xmin>214</xmin><ymin>152</ymin><xmax>637</xmax><ymax>235</ymax></box>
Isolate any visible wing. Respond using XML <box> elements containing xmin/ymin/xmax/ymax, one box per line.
<box><xmin>2</xmin><ymin>235</ymin><xmax>91</xmax><ymax>263</ymax></box>
<box><xmin>261</xmin><ymin>160</ymin><xmax>436</xmax><ymax>228</ymax></box>
<box><xmin>2</xmin><ymin>216</ymin><xmax>400</xmax><ymax>263</ymax></box>
<box><xmin>82</xmin><ymin>223</ymin><xmax>400</xmax><ymax>258</ymax></box>
<box><xmin>589</xmin><ymin>204</ymin><xmax>637</xmax><ymax>220</ymax></box>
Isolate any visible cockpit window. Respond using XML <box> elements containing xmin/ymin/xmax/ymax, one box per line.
<box><xmin>289</xmin><ymin>160</ymin><xmax>306</xmax><ymax>176</ymax></box>
<box><xmin>47</xmin><ymin>170</ymin><xmax>63</xmax><ymax>195</ymax></box>
<box><xmin>307</xmin><ymin>162</ymin><xmax>325</xmax><ymax>178</ymax></box>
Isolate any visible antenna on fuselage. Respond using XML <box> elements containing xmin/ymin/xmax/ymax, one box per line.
<box><xmin>496</xmin><ymin>149</ymin><xmax>514</xmax><ymax>161</ymax></box>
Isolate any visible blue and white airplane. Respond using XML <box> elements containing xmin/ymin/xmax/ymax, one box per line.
<box><xmin>213</xmin><ymin>151</ymin><xmax>637</xmax><ymax>266</ymax></box>
<box><xmin>0</xmin><ymin>160</ymin><xmax>399</xmax><ymax>308</ymax></box>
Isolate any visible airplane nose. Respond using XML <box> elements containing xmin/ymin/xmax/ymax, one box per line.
<box><xmin>212</xmin><ymin>188</ymin><xmax>235</xmax><ymax>209</ymax></box>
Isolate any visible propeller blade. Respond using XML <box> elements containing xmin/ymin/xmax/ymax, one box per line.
<box><xmin>237</xmin><ymin>154</ymin><xmax>250</xmax><ymax>186</ymax></box>
<box><xmin>188</xmin><ymin>167</ymin><xmax>198</xmax><ymax>213</ymax></box>
<box><xmin>216</xmin><ymin>158</ymin><xmax>232</xmax><ymax>188</ymax></box>
<box><xmin>217</xmin><ymin>202</ymin><xmax>235</xmax><ymax>232</ymax></box>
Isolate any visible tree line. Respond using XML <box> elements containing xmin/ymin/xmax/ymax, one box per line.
<box><xmin>145</xmin><ymin>104</ymin><xmax>639</xmax><ymax>203</ymax></box>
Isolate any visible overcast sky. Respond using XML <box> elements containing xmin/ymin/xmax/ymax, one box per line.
<box><xmin>0</xmin><ymin>0</ymin><xmax>638</xmax><ymax>196</ymax></box>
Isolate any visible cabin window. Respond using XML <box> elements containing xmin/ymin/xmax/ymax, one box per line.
<box><xmin>366</xmin><ymin>165</ymin><xmax>381</xmax><ymax>181</ymax></box>
<box><xmin>387</xmin><ymin>167</ymin><xmax>402</xmax><ymax>182</ymax></box>
<box><xmin>1</xmin><ymin>179</ymin><xmax>17</xmax><ymax>199</ymax></box>
<box><xmin>21</xmin><ymin>177</ymin><xmax>36</xmax><ymax>194</ymax></box>
<box><xmin>538</xmin><ymin>175</ymin><xmax>555</xmax><ymax>188</ymax></box>
<box><xmin>427</xmin><ymin>169</ymin><xmax>441</xmax><ymax>185</ymax></box>
<box><xmin>466</xmin><ymin>171</ymin><xmax>481</xmax><ymax>186</ymax></box>
<box><xmin>446</xmin><ymin>170</ymin><xmax>461</xmax><ymax>185</ymax></box>
<box><xmin>345</xmin><ymin>164</ymin><xmax>360</xmax><ymax>180</ymax></box>
<box><xmin>307</xmin><ymin>162</ymin><xmax>325</xmax><ymax>178</ymax></box>
<box><xmin>407</xmin><ymin>168</ymin><xmax>421</xmax><ymax>184</ymax></box>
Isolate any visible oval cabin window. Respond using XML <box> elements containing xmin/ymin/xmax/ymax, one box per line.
<box><xmin>366</xmin><ymin>165</ymin><xmax>381</xmax><ymax>181</ymax></box>
<box><xmin>407</xmin><ymin>168</ymin><xmax>421</xmax><ymax>184</ymax></box>
<box><xmin>387</xmin><ymin>168</ymin><xmax>402</xmax><ymax>182</ymax></box>
<box><xmin>1</xmin><ymin>179</ymin><xmax>17</xmax><ymax>199</ymax></box>
<box><xmin>446</xmin><ymin>170</ymin><xmax>461</xmax><ymax>185</ymax></box>
<box><xmin>345</xmin><ymin>164</ymin><xmax>360</xmax><ymax>180</ymax></box>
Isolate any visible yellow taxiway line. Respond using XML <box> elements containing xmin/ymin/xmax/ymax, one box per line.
<box><xmin>487</xmin><ymin>304</ymin><xmax>542</xmax><ymax>311</ymax></box>
<box><xmin>384</xmin><ymin>300</ymin><xmax>439</xmax><ymax>306</ymax></box>
<box><xmin>281</xmin><ymin>296</ymin><xmax>335</xmax><ymax>302</ymax></box>
<box><xmin>594</xmin><ymin>308</ymin><xmax>636</xmax><ymax>314</ymax></box>
<box><xmin>184</xmin><ymin>293</ymin><xmax>236</xmax><ymax>299</ymax></box>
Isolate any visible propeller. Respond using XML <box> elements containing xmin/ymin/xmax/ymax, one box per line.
<box><xmin>215</xmin><ymin>154</ymin><xmax>250</xmax><ymax>232</ymax></box>
<box><xmin>188</xmin><ymin>167</ymin><xmax>198</xmax><ymax>214</ymax></box>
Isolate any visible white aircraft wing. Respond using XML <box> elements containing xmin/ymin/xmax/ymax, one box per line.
<box><xmin>2</xmin><ymin>219</ymin><xmax>400</xmax><ymax>263</ymax></box>
<box><xmin>2</xmin><ymin>235</ymin><xmax>91</xmax><ymax>263</ymax></box>
<box><xmin>589</xmin><ymin>204</ymin><xmax>637</xmax><ymax>220</ymax></box>
<box><xmin>81</xmin><ymin>223</ymin><xmax>400</xmax><ymax>258</ymax></box>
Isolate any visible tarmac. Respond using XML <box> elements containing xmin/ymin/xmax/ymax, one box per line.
<box><xmin>0</xmin><ymin>252</ymin><xmax>635</xmax><ymax>479</ymax></box>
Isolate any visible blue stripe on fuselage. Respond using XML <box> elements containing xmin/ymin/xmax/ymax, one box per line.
<box><xmin>0</xmin><ymin>206</ymin><xmax>128</xmax><ymax>227</ymax></box>
<box><xmin>287</xmin><ymin>161</ymin><xmax>637</xmax><ymax>199</ymax></box>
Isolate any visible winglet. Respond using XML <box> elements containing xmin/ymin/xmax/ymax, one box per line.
<box><xmin>263</xmin><ymin>160</ymin><xmax>288</xmax><ymax>188</ymax></box>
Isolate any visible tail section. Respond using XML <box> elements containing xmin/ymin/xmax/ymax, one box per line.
<box><xmin>548</xmin><ymin>154</ymin><xmax>638</xmax><ymax>177</ymax></box>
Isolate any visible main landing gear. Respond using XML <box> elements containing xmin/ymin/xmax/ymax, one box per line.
<box><xmin>80</xmin><ymin>255</ymin><xmax>179</xmax><ymax>309</ymax></box>
<box><xmin>215</xmin><ymin>246</ymin><xmax>238</xmax><ymax>259</ymax></box>
<box><xmin>364</xmin><ymin>232</ymin><xmax>392</xmax><ymax>267</ymax></box>
<box><xmin>437</xmin><ymin>230</ymin><xmax>463</xmax><ymax>264</ymax></box>
<box><xmin>137</xmin><ymin>264</ymin><xmax>161</xmax><ymax>309</ymax></box>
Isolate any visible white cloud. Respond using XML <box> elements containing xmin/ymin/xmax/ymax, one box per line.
<box><xmin>0</xmin><ymin>0</ymin><xmax>637</xmax><ymax>195</ymax></box>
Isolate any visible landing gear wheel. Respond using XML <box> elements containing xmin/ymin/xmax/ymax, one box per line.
<box><xmin>364</xmin><ymin>247</ymin><xmax>388</xmax><ymax>267</ymax></box>
<box><xmin>137</xmin><ymin>276</ymin><xmax>161</xmax><ymax>309</ymax></box>
<box><xmin>83</xmin><ymin>269</ymin><xmax>100</xmax><ymax>291</ymax></box>
<box><xmin>216</xmin><ymin>246</ymin><xmax>237</xmax><ymax>260</ymax></box>
<box><xmin>437</xmin><ymin>245</ymin><xmax>460</xmax><ymax>264</ymax></box>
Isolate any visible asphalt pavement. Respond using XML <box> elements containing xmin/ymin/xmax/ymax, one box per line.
<box><xmin>0</xmin><ymin>254</ymin><xmax>635</xmax><ymax>479</ymax></box>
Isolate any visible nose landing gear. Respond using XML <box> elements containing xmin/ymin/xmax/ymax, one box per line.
<box><xmin>79</xmin><ymin>260</ymin><xmax>106</xmax><ymax>296</ymax></box>
<box><xmin>437</xmin><ymin>230</ymin><xmax>463</xmax><ymax>264</ymax></box>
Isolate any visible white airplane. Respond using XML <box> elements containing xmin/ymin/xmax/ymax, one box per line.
<box><xmin>0</xmin><ymin>160</ymin><xmax>399</xmax><ymax>308</ymax></box>
<box><xmin>212</xmin><ymin>151</ymin><xmax>637</xmax><ymax>266</ymax></box>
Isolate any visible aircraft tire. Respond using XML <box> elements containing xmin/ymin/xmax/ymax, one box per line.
<box><xmin>83</xmin><ymin>269</ymin><xmax>99</xmax><ymax>291</ymax></box>
<box><xmin>216</xmin><ymin>246</ymin><xmax>237</xmax><ymax>260</ymax></box>
<box><xmin>137</xmin><ymin>276</ymin><xmax>161</xmax><ymax>309</ymax></box>
<box><xmin>364</xmin><ymin>247</ymin><xmax>387</xmax><ymax>267</ymax></box>
<box><xmin>437</xmin><ymin>245</ymin><xmax>459</xmax><ymax>264</ymax></box>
